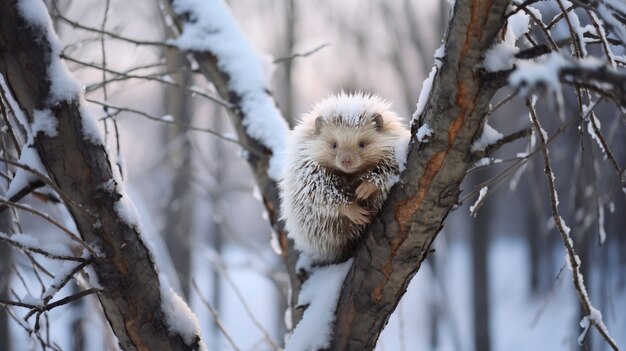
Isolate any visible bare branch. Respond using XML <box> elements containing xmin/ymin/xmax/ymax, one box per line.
<box><xmin>0</xmin><ymin>233</ymin><xmax>87</xmax><ymax>262</ymax></box>
<box><xmin>86</xmin><ymin>99</ymin><xmax>262</xmax><ymax>156</ymax></box>
<box><xmin>191</xmin><ymin>280</ymin><xmax>241</xmax><ymax>351</ymax></box>
<box><xmin>273</xmin><ymin>43</ymin><xmax>330</xmax><ymax>63</ymax></box>
<box><xmin>52</xmin><ymin>13</ymin><xmax>175</xmax><ymax>48</ymax></box>
<box><xmin>527</xmin><ymin>99</ymin><xmax>619</xmax><ymax>351</ymax></box>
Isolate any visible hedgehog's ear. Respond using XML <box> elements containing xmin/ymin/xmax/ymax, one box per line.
<box><xmin>314</xmin><ymin>116</ymin><xmax>325</xmax><ymax>134</ymax></box>
<box><xmin>372</xmin><ymin>113</ymin><xmax>384</xmax><ymax>131</ymax></box>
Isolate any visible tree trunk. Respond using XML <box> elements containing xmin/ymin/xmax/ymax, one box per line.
<box><xmin>329</xmin><ymin>1</ymin><xmax>509</xmax><ymax>348</ymax></box>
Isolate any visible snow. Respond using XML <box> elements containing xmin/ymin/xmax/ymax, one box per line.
<box><xmin>79</xmin><ymin>104</ymin><xmax>105</xmax><ymax>145</ymax></box>
<box><xmin>113</xmin><ymin>195</ymin><xmax>140</xmax><ymax>229</ymax></box>
<box><xmin>472</xmin><ymin>157</ymin><xmax>501</xmax><ymax>169</ymax></box>
<box><xmin>285</xmin><ymin>259</ymin><xmax>352</xmax><ymax>351</ymax></box>
<box><xmin>586</xmin><ymin>114</ymin><xmax>607</xmax><ymax>158</ymax></box>
<box><xmin>20</xmin><ymin>293</ymin><xmax>43</xmax><ymax>307</ymax></box>
<box><xmin>393</xmin><ymin>132</ymin><xmax>411</xmax><ymax>173</ymax></box>
<box><xmin>484</xmin><ymin>11</ymin><xmax>529</xmax><ymax>72</ymax></box>
<box><xmin>32</xmin><ymin>109</ymin><xmax>58</xmax><ymax>137</ymax></box>
<box><xmin>159</xmin><ymin>274</ymin><xmax>205</xmax><ymax>348</ymax></box>
<box><xmin>509</xmin><ymin>53</ymin><xmax>568</xmax><ymax>91</ymax></box>
<box><xmin>43</xmin><ymin>260</ymin><xmax>82</xmax><ymax>301</ymax></box>
<box><xmin>471</xmin><ymin>123</ymin><xmax>503</xmax><ymax>152</ymax></box>
<box><xmin>17</xmin><ymin>0</ymin><xmax>82</xmax><ymax>104</ymax></box>
<box><xmin>170</xmin><ymin>0</ymin><xmax>289</xmax><ymax>180</ymax></box>
<box><xmin>416</xmin><ymin>123</ymin><xmax>433</xmax><ymax>143</ymax></box>
<box><xmin>6</xmin><ymin>145</ymin><xmax>47</xmax><ymax>199</ymax></box>
<box><xmin>412</xmin><ymin>63</ymin><xmax>438</xmax><ymax>122</ymax></box>
<box><xmin>469</xmin><ymin>186</ymin><xmax>488</xmax><ymax>216</ymax></box>
<box><xmin>0</xmin><ymin>74</ymin><xmax>30</xmax><ymax>133</ymax></box>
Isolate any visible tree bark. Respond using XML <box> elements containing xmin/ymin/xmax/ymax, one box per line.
<box><xmin>0</xmin><ymin>2</ymin><xmax>201</xmax><ymax>350</ymax></box>
<box><xmin>329</xmin><ymin>1</ymin><xmax>509</xmax><ymax>348</ymax></box>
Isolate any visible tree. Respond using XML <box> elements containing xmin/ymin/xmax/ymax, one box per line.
<box><xmin>1</xmin><ymin>0</ymin><xmax>625</xmax><ymax>350</ymax></box>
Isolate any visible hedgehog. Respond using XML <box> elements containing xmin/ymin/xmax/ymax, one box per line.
<box><xmin>279</xmin><ymin>92</ymin><xmax>411</xmax><ymax>264</ymax></box>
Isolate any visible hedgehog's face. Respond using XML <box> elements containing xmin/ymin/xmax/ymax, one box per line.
<box><xmin>310</xmin><ymin>114</ymin><xmax>387</xmax><ymax>174</ymax></box>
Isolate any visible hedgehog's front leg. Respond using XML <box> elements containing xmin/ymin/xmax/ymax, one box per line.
<box><xmin>338</xmin><ymin>202</ymin><xmax>371</xmax><ymax>225</ymax></box>
<box><xmin>355</xmin><ymin>162</ymin><xmax>395</xmax><ymax>200</ymax></box>
<box><xmin>355</xmin><ymin>181</ymin><xmax>379</xmax><ymax>200</ymax></box>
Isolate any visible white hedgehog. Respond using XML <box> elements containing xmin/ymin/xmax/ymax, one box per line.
<box><xmin>279</xmin><ymin>92</ymin><xmax>410</xmax><ymax>264</ymax></box>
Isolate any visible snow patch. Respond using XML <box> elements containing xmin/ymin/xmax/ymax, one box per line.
<box><xmin>412</xmin><ymin>65</ymin><xmax>438</xmax><ymax>122</ymax></box>
<box><xmin>6</xmin><ymin>145</ymin><xmax>47</xmax><ymax>199</ymax></box>
<box><xmin>159</xmin><ymin>274</ymin><xmax>204</xmax><ymax>348</ymax></box>
<box><xmin>32</xmin><ymin>109</ymin><xmax>58</xmax><ymax>137</ymax></box>
<box><xmin>393</xmin><ymin>132</ymin><xmax>411</xmax><ymax>173</ymax></box>
<box><xmin>471</xmin><ymin>123</ymin><xmax>503</xmax><ymax>152</ymax></box>
<box><xmin>469</xmin><ymin>187</ymin><xmax>488</xmax><ymax>216</ymax></box>
<box><xmin>416</xmin><ymin>124</ymin><xmax>433</xmax><ymax>143</ymax></box>
<box><xmin>484</xmin><ymin>11</ymin><xmax>529</xmax><ymax>72</ymax></box>
<box><xmin>285</xmin><ymin>259</ymin><xmax>352</xmax><ymax>351</ymax></box>
<box><xmin>18</xmin><ymin>0</ymin><xmax>82</xmax><ymax>104</ymax></box>
<box><xmin>80</xmin><ymin>103</ymin><xmax>105</xmax><ymax>145</ymax></box>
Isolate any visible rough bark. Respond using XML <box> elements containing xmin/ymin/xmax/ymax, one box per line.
<box><xmin>329</xmin><ymin>0</ymin><xmax>510</xmax><ymax>349</ymax></box>
<box><xmin>0</xmin><ymin>2</ymin><xmax>200</xmax><ymax>350</ymax></box>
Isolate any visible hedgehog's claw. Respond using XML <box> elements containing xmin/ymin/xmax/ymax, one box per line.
<box><xmin>355</xmin><ymin>181</ymin><xmax>378</xmax><ymax>200</ymax></box>
<box><xmin>339</xmin><ymin>203</ymin><xmax>371</xmax><ymax>225</ymax></box>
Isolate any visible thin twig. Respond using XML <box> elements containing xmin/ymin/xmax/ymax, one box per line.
<box><xmin>0</xmin><ymin>156</ymin><xmax>89</xmax><ymax>218</ymax></box>
<box><xmin>273</xmin><ymin>43</ymin><xmax>330</xmax><ymax>63</ymax></box>
<box><xmin>53</xmin><ymin>13</ymin><xmax>174</xmax><ymax>48</ymax></box>
<box><xmin>61</xmin><ymin>54</ymin><xmax>232</xmax><ymax>108</ymax></box>
<box><xmin>0</xmin><ymin>234</ymin><xmax>87</xmax><ymax>262</ymax></box>
<box><xmin>527</xmin><ymin>99</ymin><xmax>619</xmax><ymax>351</ymax></box>
<box><xmin>0</xmin><ymin>199</ymin><xmax>96</xmax><ymax>257</ymax></box>
<box><xmin>24</xmin><ymin>288</ymin><xmax>101</xmax><ymax>320</ymax></box>
<box><xmin>191</xmin><ymin>279</ymin><xmax>241</xmax><ymax>351</ymax></box>
<box><xmin>86</xmin><ymin>99</ymin><xmax>263</xmax><ymax>156</ymax></box>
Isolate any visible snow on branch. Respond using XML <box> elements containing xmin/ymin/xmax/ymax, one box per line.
<box><xmin>285</xmin><ymin>259</ymin><xmax>352</xmax><ymax>351</ymax></box>
<box><xmin>168</xmin><ymin>0</ymin><xmax>289</xmax><ymax>179</ymax></box>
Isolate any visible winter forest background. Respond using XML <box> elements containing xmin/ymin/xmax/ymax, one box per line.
<box><xmin>0</xmin><ymin>0</ymin><xmax>625</xmax><ymax>350</ymax></box>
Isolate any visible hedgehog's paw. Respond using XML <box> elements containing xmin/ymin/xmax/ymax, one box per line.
<box><xmin>355</xmin><ymin>181</ymin><xmax>378</xmax><ymax>200</ymax></box>
<box><xmin>339</xmin><ymin>203</ymin><xmax>370</xmax><ymax>225</ymax></box>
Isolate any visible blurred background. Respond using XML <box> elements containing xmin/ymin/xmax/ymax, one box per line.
<box><xmin>1</xmin><ymin>0</ymin><xmax>625</xmax><ymax>350</ymax></box>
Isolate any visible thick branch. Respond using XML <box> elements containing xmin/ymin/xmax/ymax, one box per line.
<box><xmin>0</xmin><ymin>2</ymin><xmax>200</xmax><ymax>350</ymax></box>
<box><xmin>161</xmin><ymin>0</ymin><xmax>302</xmax><ymax>326</ymax></box>
<box><xmin>330</xmin><ymin>1</ymin><xmax>510</xmax><ymax>349</ymax></box>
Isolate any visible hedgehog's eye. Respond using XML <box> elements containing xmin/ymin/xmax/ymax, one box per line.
<box><xmin>332</xmin><ymin>142</ymin><xmax>337</xmax><ymax>149</ymax></box>
<box><xmin>359</xmin><ymin>141</ymin><xmax>365</xmax><ymax>148</ymax></box>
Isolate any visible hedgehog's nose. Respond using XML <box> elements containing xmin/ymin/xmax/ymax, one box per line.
<box><xmin>341</xmin><ymin>155</ymin><xmax>353</xmax><ymax>168</ymax></box>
